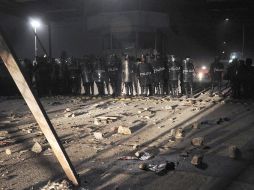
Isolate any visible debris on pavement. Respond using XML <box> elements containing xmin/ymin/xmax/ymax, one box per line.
<box><xmin>118</xmin><ymin>125</ymin><xmax>132</xmax><ymax>135</ymax></box>
<box><xmin>191</xmin><ymin>137</ymin><xmax>204</xmax><ymax>147</ymax></box>
<box><xmin>118</xmin><ymin>151</ymin><xmax>153</xmax><ymax>161</ymax></box>
<box><xmin>191</xmin><ymin>155</ymin><xmax>203</xmax><ymax>166</ymax></box>
<box><xmin>5</xmin><ymin>148</ymin><xmax>12</xmax><ymax>155</ymax></box>
<box><xmin>93</xmin><ymin>132</ymin><xmax>104</xmax><ymax>140</ymax></box>
<box><xmin>139</xmin><ymin>161</ymin><xmax>175</xmax><ymax>175</ymax></box>
<box><xmin>191</xmin><ymin>122</ymin><xmax>200</xmax><ymax>129</ymax></box>
<box><xmin>175</xmin><ymin>128</ymin><xmax>184</xmax><ymax>139</ymax></box>
<box><xmin>31</xmin><ymin>142</ymin><xmax>43</xmax><ymax>153</ymax></box>
<box><xmin>41</xmin><ymin>179</ymin><xmax>72</xmax><ymax>190</ymax></box>
<box><xmin>228</xmin><ymin>145</ymin><xmax>240</xmax><ymax>159</ymax></box>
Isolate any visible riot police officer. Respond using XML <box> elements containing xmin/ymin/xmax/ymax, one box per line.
<box><xmin>122</xmin><ymin>54</ymin><xmax>133</xmax><ymax>96</ymax></box>
<box><xmin>67</xmin><ymin>57</ymin><xmax>81</xmax><ymax>95</ymax></box>
<box><xmin>166</xmin><ymin>55</ymin><xmax>181</xmax><ymax>97</ymax></box>
<box><xmin>227</xmin><ymin>58</ymin><xmax>240</xmax><ymax>98</ymax></box>
<box><xmin>81</xmin><ymin>55</ymin><xmax>94</xmax><ymax>96</ymax></box>
<box><xmin>182</xmin><ymin>57</ymin><xmax>195</xmax><ymax>98</ymax></box>
<box><xmin>93</xmin><ymin>56</ymin><xmax>107</xmax><ymax>96</ymax></box>
<box><xmin>33</xmin><ymin>56</ymin><xmax>51</xmax><ymax>96</ymax></box>
<box><xmin>133</xmin><ymin>58</ymin><xmax>140</xmax><ymax>96</ymax></box>
<box><xmin>107</xmin><ymin>54</ymin><xmax>121</xmax><ymax>97</ymax></box>
<box><xmin>138</xmin><ymin>54</ymin><xmax>154</xmax><ymax>96</ymax></box>
<box><xmin>150</xmin><ymin>53</ymin><xmax>166</xmax><ymax>96</ymax></box>
<box><xmin>244</xmin><ymin>58</ymin><xmax>254</xmax><ymax>98</ymax></box>
<box><xmin>209</xmin><ymin>56</ymin><xmax>224</xmax><ymax>96</ymax></box>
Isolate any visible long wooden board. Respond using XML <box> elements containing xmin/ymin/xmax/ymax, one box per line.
<box><xmin>0</xmin><ymin>31</ymin><xmax>80</xmax><ymax>186</ymax></box>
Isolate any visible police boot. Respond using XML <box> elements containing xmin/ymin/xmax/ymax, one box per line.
<box><xmin>130</xmin><ymin>84</ymin><xmax>133</xmax><ymax>96</ymax></box>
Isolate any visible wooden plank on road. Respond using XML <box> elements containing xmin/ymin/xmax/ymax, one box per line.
<box><xmin>0</xmin><ymin>31</ymin><xmax>80</xmax><ymax>186</ymax></box>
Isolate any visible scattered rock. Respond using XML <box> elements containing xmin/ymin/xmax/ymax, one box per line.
<box><xmin>170</xmin><ymin>129</ymin><xmax>176</xmax><ymax>137</ymax></box>
<box><xmin>64</xmin><ymin>108</ymin><xmax>71</xmax><ymax>113</ymax></box>
<box><xmin>165</xmin><ymin>106</ymin><xmax>173</xmax><ymax>110</ymax></box>
<box><xmin>132</xmin><ymin>144</ymin><xmax>139</xmax><ymax>150</ymax></box>
<box><xmin>192</xmin><ymin>122</ymin><xmax>200</xmax><ymax>129</ymax></box>
<box><xmin>64</xmin><ymin>112</ymin><xmax>73</xmax><ymax>118</ymax></box>
<box><xmin>0</xmin><ymin>131</ymin><xmax>8</xmax><ymax>136</ymax></box>
<box><xmin>31</xmin><ymin>142</ymin><xmax>43</xmax><ymax>153</ymax></box>
<box><xmin>93</xmin><ymin>132</ymin><xmax>104</xmax><ymax>140</ymax></box>
<box><xmin>228</xmin><ymin>145</ymin><xmax>240</xmax><ymax>159</ymax></box>
<box><xmin>175</xmin><ymin>128</ymin><xmax>184</xmax><ymax>139</ymax></box>
<box><xmin>191</xmin><ymin>137</ymin><xmax>204</xmax><ymax>146</ymax></box>
<box><xmin>51</xmin><ymin>101</ymin><xmax>62</xmax><ymax>106</ymax></box>
<box><xmin>191</xmin><ymin>155</ymin><xmax>203</xmax><ymax>166</ymax></box>
<box><xmin>5</xmin><ymin>148</ymin><xmax>12</xmax><ymax>155</ymax></box>
<box><xmin>118</xmin><ymin>126</ymin><xmax>132</xmax><ymax>135</ymax></box>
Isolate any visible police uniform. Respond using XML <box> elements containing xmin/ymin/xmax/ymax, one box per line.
<box><xmin>182</xmin><ymin>58</ymin><xmax>195</xmax><ymax>97</ymax></box>
<box><xmin>209</xmin><ymin>57</ymin><xmax>224</xmax><ymax>96</ymax></box>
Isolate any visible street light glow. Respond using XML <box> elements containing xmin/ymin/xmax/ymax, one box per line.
<box><xmin>225</xmin><ymin>18</ymin><xmax>229</xmax><ymax>22</ymax></box>
<box><xmin>30</xmin><ymin>19</ymin><xmax>41</xmax><ymax>29</ymax></box>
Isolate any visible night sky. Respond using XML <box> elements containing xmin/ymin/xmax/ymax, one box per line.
<box><xmin>0</xmin><ymin>0</ymin><xmax>254</xmax><ymax>65</ymax></box>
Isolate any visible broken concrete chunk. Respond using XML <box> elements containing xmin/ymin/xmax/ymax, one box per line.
<box><xmin>175</xmin><ymin>128</ymin><xmax>184</xmax><ymax>139</ymax></box>
<box><xmin>170</xmin><ymin>129</ymin><xmax>176</xmax><ymax>137</ymax></box>
<box><xmin>64</xmin><ymin>112</ymin><xmax>73</xmax><ymax>118</ymax></box>
<box><xmin>228</xmin><ymin>145</ymin><xmax>240</xmax><ymax>159</ymax></box>
<box><xmin>5</xmin><ymin>148</ymin><xmax>12</xmax><ymax>155</ymax></box>
<box><xmin>31</xmin><ymin>142</ymin><xmax>43</xmax><ymax>153</ymax></box>
<box><xmin>192</xmin><ymin>122</ymin><xmax>200</xmax><ymax>129</ymax></box>
<box><xmin>191</xmin><ymin>137</ymin><xmax>204</xmax><ymax>146</ymax></box>
<box><xmin>191</xmin><ymin>155</ymin><xmax>203</xmax><ymax>166</ymax></box>
<box><xmin>0</xmin><ymin>131</ymin><xmax>8</xmax><ymax>136</ymax></box>
<box><xmin>165</xmin><ymin>105</ymin><xmax>173</xmax><ymax>110</ymax></box>
<box><xmin>94</xmin><ymin>118</ymin><xmax>101</xmax><ymax>125</ymax></box>
<box><xmin>93</xmin><ymin>132</ymin><xmax>104</xmax><ymax>140</ymax></box>
<box><xmin>118</xmin><ymin>126</ymin><xmax>132</xmax><ymax>135</ymax></box>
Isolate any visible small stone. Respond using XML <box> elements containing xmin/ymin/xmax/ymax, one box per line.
<box><xmin>118</xmin><ymin>126</ymin><xmax>132</xmax><ymax>135</ymax></box>
<box><xmin>175</xmin><ymin>128</ymin><xmax>184</xmax><ymax>139</ymax></box>
<box><xmin>165</xmin><ymin>105</ymin><xmax>173</xmax><ymax>110</ymax></box>
<box><xmin>144</xmin><ymin>116</ymin><xmax>150</xmax><ymax>119</ymax></box>
<box><xmin>191</xmin><ymin>137</ymin><xmax>204</xmax><ymax>146</ymax></box>
<box><xmin>139</xmin><ymin>163</ymin><xmax>148</xmax><ymax>170</ymax></box>
<box><xmin>191</xmin><ymin>155</ymin><xmax>203</xmax><ymax>166</ymax></box>
<box><xmin>93</xmin><ymin>132</ymin><xmax>104</xmax><ymax>140</ymax></box>
<box><xmin>133</xmin><ymin>144</ymin><xmax>139</xmax><ymax>150</ymax></box>
<box><xmin>170</xmin><ymin>129</ymin><xmax>176</xmax><ymax>137</ymax></box>
<box><xmin>5</xmin><ymin>149</ymin><xmax>12</xmax><ymax>155</ymax></box>
<box><xmin>94</xmin><ymin>118</ymin><xmax>101</xmax><ymax>125</ymax></box>
<box><xmin>64</xmin><ymin>112</ymin><xmax>73</xmax><ymax>118</ymax></box>
<box><xmin>192</xmin><ymin>122</ymin><xmax>200</xmax><ymax>129</ymax></box>
<box><xmin>65</xmin><ymin>108</ymin><xmax>71</xmax><ymax>112</ymax></box>
<box><xmin>0</xmin><ymin>131</ymin><xmax>8</xmax><ymax>136</ymax></box>
<box><xmin>31</xmin><ymin>142</ymin><xmax>43</xmax><ymax>153</ymax></box>
<box><xmin>228</xmin><ymin>145</ymin><xmax>240</xmax><ymax>159</ymax></box>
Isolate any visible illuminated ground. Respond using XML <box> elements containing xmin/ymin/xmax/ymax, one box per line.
<box><xmin>0</xmin><ymin>91</ymin><xmax>254</xmax><ymax>190</ymax></box>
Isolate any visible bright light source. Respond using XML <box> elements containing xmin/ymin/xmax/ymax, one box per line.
<box><xmin>222</xmin><ymin>51</ymin><xmax>225</xmax><ymax>54</ymax></box>
<box><xmin>30</xmin><ymin>19</ymin><xmax>41</xmax><ymax>29</ymax></box>
<box><xmin>198</xmin><ymin>73</ymin><xmax>204</xmax><ymax>80</ymax></box>
<box><xmin>201</xmin><ymin>66</ymin><xmax>207</xmax><ymax>70</ymax></box>
<box><xmin>223</xmin><ymin>41</ymin><xmax>227</xmax><ymax>45</ymax></box>
<box><xmin>225</xmin><ymin>18</ymin><xmax>229</xmax><ymax>22</ymax></box>
<box><xmin>231</xmin><ymin>55</ymin><xmax>236</xmax><ymax>60</ymax></box>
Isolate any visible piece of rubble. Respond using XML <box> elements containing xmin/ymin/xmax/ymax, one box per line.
<box><xmin>5</xmin><ymin>148</ymin><xmax>12</xmax><ymax>155</ymax></box>
<box><xmin>170</xmin><ymin>129</ymin><xmax>176</xmax><ymax>137</ymax></box>
<box><xmin>132</xmin><ymin>144</ymin><xmax>139</xmax><ymax>150</ymax></box>
<box><xmin>93</xmin><ymin>132</ymin><xmax>104</xmax><ymax>140</ymax></box>
<box><xmin>31</xmin><ymin>142</ymin><xmax>43</xmax><ymax>153</ymax></box>
<box><xmin>64</xmin><ymin>112</ymin><xmax>73</xmax><ymax>118</ymax></box>
<box><xmin>64</xmin><ymin>108</ymin><xmax>71</xmax><ymax>113</ymax></box>
<box><xmin>191</xmin><ymin>137</ymin><xmax>204</xmax><ymax>146</ymax></box>
<box><xmin>0</xmin><ymin>131</ymin><xmax>8</xmax><ymax>136</ymax></box>
<box><xmin>94</xmin><ymin>118</ymin><xmax>101</xmax><ymax>125</ymax></box>
<box><xmin>118</xmin><ymin>126</ymin><xmax>132</xmax><ymax>135</ymax></box>
<box><xmin>175</xmin><ymin>128</ymin><xmax>184</xmax><ymax>139</ymax></box>
<box><xmin>165</xmin><ymin>105</ymin><xmax>173</xmax><ymax>110</ymax></box>
<box><xmin>191</xmin><ymin>155</ymin><xmax>203</xmax><ymax>166</ymax></box>
<box><xmin>228</xmin><ymin>145</ymin><xmax>240</xmax><ymax>159</ymax></box>
<box><xmin>191</xmin><ymin>122</ymin><xmax>200</xmax><ymax>129</ymax></box>
<box><xmin>139</xmin><ymin>161</ymin><xmax>175</xmax><ymax>175</ymax></box>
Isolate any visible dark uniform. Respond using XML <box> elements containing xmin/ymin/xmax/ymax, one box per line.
<box><xmin>209</xmin><ymin>57</ymin><xmax>224</xmax><ymax>96</ymax></box>
<box><xmin>122</xmin><ymin>55</ymin><xmax>133</xmax><ymax>96</ymax></box>
<box><xmin>33</xmin><ymin>56</ymin><xmax>51</xmax><ymax>96</ymax></box>
<box><xmin>67</xmin><ymin>57</ymin><xmax>81</xmax><ymax>95</ymax></box>
<box><xmin>93</xmin><ymin>57</ymin><xmax>107</xmax><ymax>96</ymax></box>
<box><xmin>150</xmin><ymin>54</ymin><xmax>166</xmax><ymax>96</ymax></box>
<box><xmin>166</xmin><ymin>55</ymin><xmax>181</xmax><ymax>97</ymax></box>
<box><xmin>227</xmin><ymin>59</ymin><xmax>240</xmax><ymax>98</ymax></box>
<box><xmin>132</xmin><ymin>58</ymin><xmax>140</xmax><ymax>96</ymax></box>
<box><xmin>81</xmin><ymin>55</ymin><xmax>94</xmax><ymax>96</ymax></box>
<box><xmin>182</xmin><ymin>58</ymin><xmax>195</xmax><ymax>97</ymax></box>
<box><xmin>138</xmin><ymin>55</ymin><xmax>154</xmax><ymax>96</ymax></box>
<box><xmin>244</xmin><ymin>58</ymin><xmax>254</xmax><ymax>98</ymax></box>
<box><xmin>107</xmin><ymin>54</ymin><xmax>121</xmax><ymax>97</ymax></box>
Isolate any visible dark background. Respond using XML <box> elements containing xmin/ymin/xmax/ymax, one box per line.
<box><xmin>0</xmin><ymin>0</ymin><xmax>254</xmax><ymax>64</ymax></box>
